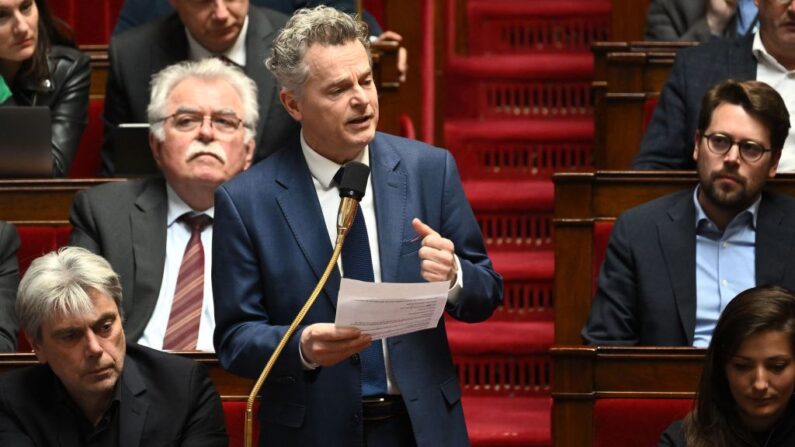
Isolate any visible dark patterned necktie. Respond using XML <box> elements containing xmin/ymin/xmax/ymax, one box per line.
<box><xmin>163</xmin><ymin>213</ymin><xmax>212</xmax><ymax>351</ymax></box>
<box><xmin>335</xmin><ymin>168</ymin><xmax>388</xmax><ymax>396</ymax></box>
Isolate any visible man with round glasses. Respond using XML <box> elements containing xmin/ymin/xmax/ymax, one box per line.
<box><xmin>584</xmin><ymin>80</ymin><xmax>795</xmax><ymax>346</ymax></box>
<box><xmin>636</xmin><ymin>0</ymin><xmax>795</xmax><ymax>172</ymax></box>
<box><xmin>67</xmin><ymin>58</ymin><xmax>256</xmax><ymax>352</ymax></box>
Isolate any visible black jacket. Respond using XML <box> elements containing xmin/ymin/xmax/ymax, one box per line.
<box><xmin>0</xmin><ymin>343</ymin><xmax>228</xmax><ymax>446</ymax></box>
<box><xmin>3</xmin><ymin>45</ymin><xmax>90</xmax><ymax>176</ymax></box>
<box><xmin>659</xmin><ymin>400</ymin><xmax>795</xmax><ymax>446</ymax></box>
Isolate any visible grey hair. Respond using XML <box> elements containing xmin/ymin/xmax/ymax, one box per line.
<box><xmin>265</xmin><ymin>5</ymin><xmax>370</xmax><ymax>96</ymax></box>
<box><xmin>16</xmin><ymin>247</ymin><xmax>123</xmax><ymax>342</ymax></box>
<box><xmin>147</xmin><ymin>58</ymin><xmax>259</xmax><ymax>143</ymax></box>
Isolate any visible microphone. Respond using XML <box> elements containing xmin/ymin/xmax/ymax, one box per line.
<box><xmin>244</xmin><ymin>161</ymin><xmax>370</xmax><ymax>447</ymax></box>
<box><xmin>336</xmin><ymin>161</ymin><xmax>370</xmax><ymax>234</ymax></box>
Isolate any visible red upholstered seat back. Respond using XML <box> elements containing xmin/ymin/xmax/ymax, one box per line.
<box><xmin>16</xmin><ymin>226</ymin><xmax>72</xmax><ymax>275</ymax></box>
<box><xmin>592</xmin><ymin>220</ymin><xmax>614</xmax><ymax>294</ymax></box>
<box><xmin>593</xmin><ymin>398</ymin><xmax>692</xmax><ymax>447</ymax></box>
<box><xmin>68</xmin><ymin>98</ymin><xmax>104</xmax><ymax>178</ymax></box>
<box><xmin>49</xmin><ymin>0</ymin><xmax>126</xmax><ymax>45</ymax></box>
<box><xmin>223</xmin><ymin>401</ymin><xmax>260</xmax><ymax>447</ymax></box>
<box><xmin>15</xmin><ymin>225</ymin><xmax>72</xmax><ymax>351</ymax></box>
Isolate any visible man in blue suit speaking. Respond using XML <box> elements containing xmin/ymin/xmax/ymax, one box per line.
<box><xmin>211</xmin><ymin>6</ymin><xmax>502</xmax><ymax>446</ymax></box>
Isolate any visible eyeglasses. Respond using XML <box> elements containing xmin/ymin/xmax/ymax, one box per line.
<box><xmin>702</xmin><ymin>133</ymin><xmax>773</xmax><ymax>162</ymax></box>
<box><xmin>158</xmin><ymin>111</ymin><xmax>245</xmax><ymax>134</ymax></box>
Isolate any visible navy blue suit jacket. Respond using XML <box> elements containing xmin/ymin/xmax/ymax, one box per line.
<box><xmin>633</xmin><ymin>33</ymin><xmax>757</xmax><ymax>169</ymax></box>
<box><xmin>212</xmin><ymin>132</ymin><xmax>502</xmax><ymax>446</ymax></box>
<box><xmin>582</xmin><ymin>189</ymin><xmax>795</xmax><ymax>346</ymax></box>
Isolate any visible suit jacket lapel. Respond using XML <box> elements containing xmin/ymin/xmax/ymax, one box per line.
<box><xmin>729</xmin><ymin>32</ymin><xmax>758</xmax><ymax>80</ymax></box>
<box><xmin>119</xmin><ymin>354</ymin><xmax>148</xmax><ymax>447</ymax></box>
<box><xmin>274</xmin><ymin>140</ymin><xmax>340</xmax><ymax>307</ymax></box>
<box><xmin>244</xmin><ymin>7</ymin><xmax>279</xmax><ymax>145</ymax></box>
<box><xmin>658</xmin><ymin>192</ymin><xmax>698</xmax><ymax>345</ymax></box>
<box><xmin>370</xmin><ymin>134</ymin><xmax>407</xmax><ymax>282</ymax></box>
<box><xmin>152</xmin><ymin>14</ymin><xmax>190</xmax><ymax>72</ymax></box>
<box><xmin>128</xmin><ymin>178</ymin><xmax>168</xmax><ymax>339</ymax></box>
<box><xmin>756</xmin><ymin>194</ymin><xmax>792</xmax><ymax>285</ymax></box>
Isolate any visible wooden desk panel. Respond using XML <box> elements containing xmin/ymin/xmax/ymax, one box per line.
<box><xmin>552</xmin><ymin>346</ymin><xmax>703</xmax><ymax>447</ymax></box>
<box><xmin>0</xmin><ymin>179</ymin><xmax>123</xmax><ymax>225</ymax></box>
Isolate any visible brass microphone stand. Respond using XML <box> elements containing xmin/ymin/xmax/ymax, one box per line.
<box><xmin>244</xmin><ymin>196</ymin><xmax>361</xmax><ymax>447</ymax></box>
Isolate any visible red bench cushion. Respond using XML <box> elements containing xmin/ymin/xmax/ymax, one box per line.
<box><xmin>593</xmin><ymin>398</ymin><xmax>692</xmax><ymax>447</ymax></box>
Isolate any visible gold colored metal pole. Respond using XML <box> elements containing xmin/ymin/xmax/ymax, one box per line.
<box><xmin>244</xmin><ymin>215</ymin><xmax>354</xmax><ymax>447</ymax></box>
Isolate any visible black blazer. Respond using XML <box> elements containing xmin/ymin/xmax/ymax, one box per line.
<box><xmin>0</xmin><ymin>343</ymin><xmax>227</xmax><ymax>446</ymax></box>
<box><xmin>69</xmin><ymin>177</ymin><xmax>169</xmax><ymax>342</ymax></box>
<box><xmin>101</xmin><ymin>6</ymin><xmax>300</xmax><ymax>174</ymax></box>
<box><xmin>583</xmin><ymin>189</ymin><xmax>795</xmax><ymax>346</ymax></box>
<box><xmin>633</xmin><ymin>33</ymin><xmax>757</xmax><ymax>169</ymax></box>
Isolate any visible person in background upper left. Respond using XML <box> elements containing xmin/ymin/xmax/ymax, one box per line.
<box><xmin>0</xmin><ymin>0</ymin><xmax>90</xmax><ymax>177</ymax></box>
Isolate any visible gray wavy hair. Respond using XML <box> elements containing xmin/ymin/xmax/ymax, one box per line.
<box><xmin>17</xmin><ymin>247</ymin><xmax>123</xmax><ymax>342</ymax></box>
<box><xmin>265</xmin><ymin>5</ymin><xmax>370</xmax><ymax>96</ymax></box>
<box><xmin>147</xmin><ymin>58</ymin><xmax>259</xmax><ymax>143</ymax></box>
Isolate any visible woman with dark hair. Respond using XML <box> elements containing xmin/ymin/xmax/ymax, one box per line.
<box><xmin>660</xmin><ymin>285</ymin><xmax>795</xmax><ymax>446</ymax></box>
<box><xmin>0</xmin><ymin>0</ymin><xmax>89</xmax><ymax>177</ymax></box>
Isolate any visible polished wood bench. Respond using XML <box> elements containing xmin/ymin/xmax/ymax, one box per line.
<box><xmin>591</xmin><ymin>41</ymin><xmax>696</xmax><ymax>169</ymax></box>
<box><xmin>552</xmin><ymin>346</ymin><xmax>703</xmax><ymax>447</ymax></box>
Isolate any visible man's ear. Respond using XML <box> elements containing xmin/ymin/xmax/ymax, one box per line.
<box><xmin>280</xmin><ymin>89</ymin><xmax>303</xmax><ymax>122</ymax></box>
<box><xmin>29</xmin><ymin>334</ymin><xmax>46</xmax><ymax>364</ymax></box>
<box><xmin>243</xmin><ymin>138</ymin><xmax>255</xmax><ymax>170</ymax></box>
<box><xmin>769</xmin><ymin>149</ymin><xmax>782</xmax><ymax>178</ymax></box>
<box><xmin>149</xmin><ymin>133</ymin><xmax>164</xmax><ymax>169</ymax></box>
<box><xmin>693</xmin><ymin>130</ymin><xmax>702</xmax><ymax>162</ymax></box>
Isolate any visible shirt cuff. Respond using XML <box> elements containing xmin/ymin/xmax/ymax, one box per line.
<box><xmin>446</xmin><ymin>255</ymin><xmax>464</xmax><ymax>305</ymax></box>
<box><xmin>299</xmin><ymin>340</ymin><xmax>320</xmax><ymax>370</ymax></box>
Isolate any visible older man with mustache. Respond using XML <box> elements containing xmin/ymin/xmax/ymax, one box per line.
<box><xmin>584</xmin><ymin>79</ymin><xmax>795</xmax><ymax>347</ymax></box>
<box><xmin>68</xmin><ymin>58</ymin><xmax>256</xmax><ymax>352</ymax></box>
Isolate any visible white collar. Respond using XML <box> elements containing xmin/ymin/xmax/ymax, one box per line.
<box><xmin>165</xmin><ymin>183</ymin><xmax>215</xmax><ymax>227</ymax></box>
<box><xmin>752</xmin><ymin>31</ymin><xmax>793</xmax><ymax>74</ymax></box>
<box><xmin>299</xmin><ymin>130</ymin><xmax>369</xmax><ymax>190</ymax></box>
<box><xmin>185</xmin><ymin>15</ymin><xmax>248</xmax><ymax>67</ymax></box>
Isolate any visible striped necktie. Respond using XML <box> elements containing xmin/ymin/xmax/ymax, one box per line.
<box><xmin>163</xmin><ymin>213</ymin><xmax>212</xmax><ymax>351</ymax></box>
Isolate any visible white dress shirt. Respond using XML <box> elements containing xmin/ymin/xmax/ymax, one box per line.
<box><xmin>753</xmin><ymin>32</ymin><xmax>795</xmax><ymax>172</ymax></box>
<box><xmin>138</xmin><ymin>185</ymin><xmax>216</xmax><ymax>352</ymax></box>
<box><xmin>185</xmin><ymin>15</ymin><xmax>249</xmax><ymax>67</ymax></box>
<box><xmin>298</xmin><ymin>132</ymin><xmax>463</xmax><ymax>394</ymax></box>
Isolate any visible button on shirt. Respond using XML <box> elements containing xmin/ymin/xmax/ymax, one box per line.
<box><xmin>138</xmin><ymin>185</ymin><xmax>216</xmax><ymax>352</ymax></box>
<box><xmin>753</xmin><ymin>32</ymin><xmax>795</xmax><ymax>172</ymax></box>
<box><xmin>299</xmin><ymin>131</ymin><xmax>463</xmax><ymax>394</ymax></box>
<box><xmin>693</xmin><ymin>188</ymin><xmax>759</xmax><ymax>347</ymax></box>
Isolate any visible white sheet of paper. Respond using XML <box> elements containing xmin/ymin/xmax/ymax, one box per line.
<box><xmin>334</xmin><ymin>278</ymin><xmax>449</xmax><ymax>340</ymax></box>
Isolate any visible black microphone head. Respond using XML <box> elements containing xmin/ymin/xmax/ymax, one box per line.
<box><xmin>339</xmin><ymin>161</ymin><xmax>370</xmax><ymax>201</ymax></box>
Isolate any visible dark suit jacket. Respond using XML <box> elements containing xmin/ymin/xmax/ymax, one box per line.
<box><xmin>0</xmin><ymin>343</ymin><xmax>227</xmax><ymax>446</ymax></box>
<box><xmin>69</xmin><ymin>177</ymin><xmax>168</xmax><ymax>342</ymax></box>
<box><xmin>582</xmin><ymin>189</ymin><xmax>795</xmax><ymax>346</ymax></box>
<box><xmin>113</xmin><ymin>1</ymin><xmax>383</xmax><ymax>36</ymax></box>
<box><xmin>0</xmin><ymin>221</ymin><xmax>19</xmax><ymax>352</ymax></box>
<box><xmin>644</xmin><ymin>0</ymin><xmax>741</xmax><ymax>42</ymax></box>
<box><xmin>102</xmin><ymin>6</ymin><xmax>300</xmax><ymax>174</ymax></box>
<box><xmin>633</xmin><ymin>33</ymin><xmax>757</xmax><ymax>169</ymax></box>
<box><xmin>212</xmin><ymin>132</ymin><xmax>503</xmax><ymax>446</ymax></box>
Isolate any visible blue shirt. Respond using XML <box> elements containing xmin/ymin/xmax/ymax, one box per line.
<box><xmin>693</xmin><ymin>187</ymin><xmax>759</xmax><ymax>347</ymax></box>
<box><xmin>736</xmin><ymin>0</ymin><xmax>758</xmax><ymax>36</ymax></box>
